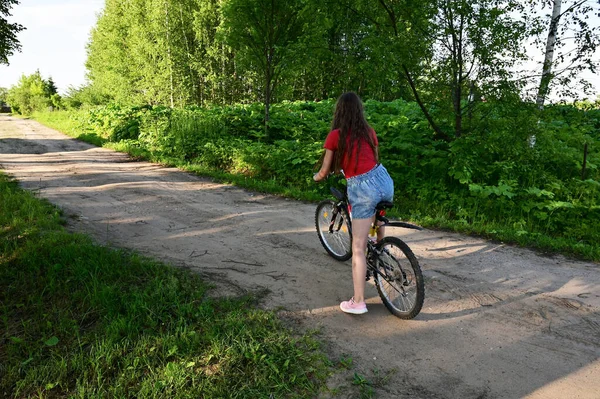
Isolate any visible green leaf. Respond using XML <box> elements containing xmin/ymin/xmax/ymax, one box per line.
<box><xmin>44</xmin><ymin>336</ymin><xmax>59</xmax><ymax>346</ymax></box>
<box><xmin>21</xmin><ymin>357</ymin><xmax>33</xmax><ymax>367</ymax></box>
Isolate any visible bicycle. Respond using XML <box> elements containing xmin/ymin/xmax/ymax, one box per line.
<box><xmin>315</xmin><ymin>186</ymin><xmax>425</xmax><ymax>319</ymax></box>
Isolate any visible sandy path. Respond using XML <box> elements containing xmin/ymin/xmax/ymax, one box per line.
<box><xmin>1</xmin><ymin>115</ymin><xmax>599</xmax><ymax>398</ymax></box>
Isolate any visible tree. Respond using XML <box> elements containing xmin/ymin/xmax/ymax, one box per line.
<box><xmin>534</xmin><ymin>0</ymin><xmax>600</xmax><ymax>108</ymax></box>
<box><xmin>289</xmin><ymin>0</ymin><xmax>414</xmax><ymax>102</ymax></box>
<box><xmin>220</xmin><ymin>0</ymin><xmax>308</xmax><ymax>138</ymax></box>
<box><xmin>369</xmin><ymin>0</ymin><xmax>448</xmax><ymax>140</ymax></box>
<box><xmin>6</xmin><ymin>70</ymin><xmax>56</xmax><ymax>114</ymax></box>
<box><xmin>86</xmin><ymin>0</ymin><xmax>137</xmax><ymax>104</ymax></box>
<box><xmin>0</xmin><ymin>86</ymin><xmax>7</xmax><ymax>103</ymax></box>
<box><xmin>354</xmin><ymin>0</ymin><xmax>534</xmax><ymax>140</ymax></box>
<box><xmin>0</xmin><ymin>0</ymin><xmax>24</xmax><ymax>65</ymax></box>
<box><xmin>191</xmin><ymin>0</ymin><xmax>248</xmax><ymax>105</ymax></box>
<box><xmin>426</xmin><ymin>0</ymin><xmax>532</xmax><ymax>138</ymax></box>
<box><xmin>87</xmin><ymin>0</ymin><xmax>230</xmax><ymax>107</ymax></box>
<box><xmin>62</xmin><ymin>84</ymin><xmax>110</xmax><ymax>109</ymax></box>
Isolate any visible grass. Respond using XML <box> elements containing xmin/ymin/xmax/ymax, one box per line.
<box><xmin>403</xmin><ymin>201</ymin><xmax>600</xmax><ymax>261</ymax></box>
<box><xmin>33</xmin><ymin>110</ymin><xmax>107</xmax><ymax>147</ymax></box>
<box><xmin>31</xmin><ymin>110</ymin><xmax>600</xmax><ymax>262</ymax></box>
<box><xmin>0</xmin><ymin>173</ymin><xmax>330</xmax><ymax>398</ymax></box>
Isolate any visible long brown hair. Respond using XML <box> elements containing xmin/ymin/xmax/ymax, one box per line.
<box><xmin>330</xmin><ymin>92</ymin><xmax>377</xmax><ymax>174</ymax></box>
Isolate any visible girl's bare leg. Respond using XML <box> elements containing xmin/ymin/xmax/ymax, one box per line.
<box><xmin>350</xmin><ymin>216</ymin><xmax>374</xmax><ymax>303</ymax></box>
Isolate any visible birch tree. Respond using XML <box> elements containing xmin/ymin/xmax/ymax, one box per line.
<box><xmin>534</xmin><ymin>0</ymin><xmax>599</xmax><ymax>108</ymax></box>
<box><xmin>86</xmin><ymin>0</ymin><xmax>135</xmax><ymax>103</ymax></box>
<box><xmin>364</xmin><ymin>0</ymin><xmax>532</xmax><ymax>140</ymax></box>
<box><xmin>0</xmin><ymin>0</ymin><xmax>25</xmax><ymax>65</ymax></box>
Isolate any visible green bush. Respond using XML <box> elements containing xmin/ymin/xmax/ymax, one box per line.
<box><xmin>33</xmin><ymin>98</ymin><xmax>600</xmax><ymax>260</ymax></box>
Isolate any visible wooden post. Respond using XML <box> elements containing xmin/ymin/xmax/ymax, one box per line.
<box><xmin>582</xmin><ymin>143</ymin><xmax>588</xmax><ymax>180</ymax></box>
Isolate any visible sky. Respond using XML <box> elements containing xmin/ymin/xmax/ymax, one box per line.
<box><xmin>0</xmin><ymin>0</ymin><xmax>598</xmax><ymax>100</ymax></box>
<box><xmin>0</xmin><ymin>0</ymin><xmax>104</xmax><ymax>94</ymax></box>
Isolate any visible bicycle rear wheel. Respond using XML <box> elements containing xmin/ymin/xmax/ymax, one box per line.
<box><xmin>373</xmin><ymin>237</ymin><xmax>424</xmax><ymax>319</ymax></box>
<box><xmin>315</xmin><ymin>199</ymin><xmax>352</xmax><ymax>261</ymax></box>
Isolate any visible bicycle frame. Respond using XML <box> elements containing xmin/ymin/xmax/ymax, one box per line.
<box><xmin>329</xmin><ymin>185</ymin><xmax>420</xmax><ymax>287</ymax></box>
<box><xmin>318</xmin><ymin>186</ymin><xmax>425</xmax><ymax>318</ymax></box>
<box><xmin>328</xmin><ymin>186</ymin><xmax>422</xmax><ymax>233</ymax></box>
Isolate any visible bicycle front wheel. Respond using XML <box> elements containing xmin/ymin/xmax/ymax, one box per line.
<box><xmin>373</xmin><ymin>237</ymin><xmax>424</xmax><ymax>319</ymax></box>
<box><xmin>315</xmin><ymin>199</ymin><xmax>352</xmax><ymax>261</ymax></box>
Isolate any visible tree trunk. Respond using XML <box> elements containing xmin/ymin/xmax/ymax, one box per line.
<box><xmin>454</xmin><ymin>11</ymin><xmax>464</xmax><ymax>138</ymax></box>
<box><xmin>536</xmin><ymin>0</ymin><xmax>562</xmax><ymax>110</ymax></box>
<box><xmin>165</xmin><ymin>1</ymin><xmax>174</xmax><ymax>108</ymax></box>
<box><xmin>179</xmin><ymin>4</ymin><xmax>197</xmax><ymax>104</ymax></box>
<box><xmin>265</xmin><ymin>65</ymin><xmax>271</xmax><ymax>140</ymax></box>
<box><xmin>402</xmin><ymin>65</ymin><xmax>451</xmax><ymax>142</ymax></box>
<box><xmin>582</xmin><ymin>142</ymin><xmax>588</xmax><ymax>180</ymax></box>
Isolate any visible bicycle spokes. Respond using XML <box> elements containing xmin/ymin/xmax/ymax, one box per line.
<box><xmin>315</xmin><ymin>199</ymin><xmax>352</xmax><ymax>261</ymax></box>
<box><xmin>372</xmin><ymin>237</ymin><xmax>424</xmax><ymax>319</ymax></box>
<box><xmin>328</xmin><ymin>208</ymin><xmax>347</xmax><ymax>234</ymax></box>
<box><xmin>379</xmin><ymin>250</ymin><xmax>409</xmax><ymax>286</ymax></box>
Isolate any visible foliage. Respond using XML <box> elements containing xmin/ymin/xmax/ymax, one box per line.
<box><xmin>82</xmin><ymin>0</ymin><xmax>429</xmax><ymax>107</ymax></box>
<box><xmin>220</xmin><ymin>0</ymin><xmax>310</xmax><ymax>136</ymax></box>
<box><xmin>86</xmin><ymin>0</ymin><xmax>249</xmax><ymax>106</ymax></box>
<box><xmin>0</xmin><ymin>0</ymin><xmax>25</xmax><ymax>65</ymax></box>
<box><xmin>426</xmin><ymin>0</ymin><xmax>534</xmax><ymax>137</ymax></box>
<box><xmin>0</xmin><ymin>172</ymin><xmax>330</xmax><ymax>397</ymax></box>
<box><xmin>531</xmin><ymin>0</ymin><xmax>600</xmax><ymax>105</ymax></box>
<box><xmin>61</xmin><ymin>84</ymin><xmax>111</xmax><ymax>109</ymax></box>
<box><xmin>0</xmin><ymin>86</ymin><xmax>7</xmax><ymax>103</ymax></box>
<box><xmin>6</xmin><ymin>70</ymin><xmax>61</xmax><ymax>115</ymax></box>
<box><xmin>81</xmin><ymin>0</ymin><xmax>599</xmax><ymax>141</ymax></box>
<box><xmin>34</xmin><ymin>98</ymin><xmax>600</xmax><ymax>260</ymax></box>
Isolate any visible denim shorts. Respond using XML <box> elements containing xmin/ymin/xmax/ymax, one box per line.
<box><xmin>347</xmin><ymin>164</ymin><xmax>394</xmax><ymax>219</ymax></box>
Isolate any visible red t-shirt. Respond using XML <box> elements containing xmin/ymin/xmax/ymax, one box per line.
<box><xmin>323</xmin><ymin>128</ymin><xmax>378</xmax><ymax>178</ymax></box>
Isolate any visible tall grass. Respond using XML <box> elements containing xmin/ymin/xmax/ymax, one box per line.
<box><xmin>31</xmin><ymin>102</ymin><xmax>600</xmax><ymax>261</ymax></box>
<box><xmin>0</xmin><ymin>173</ymin><xmax>329</xmax><ymax>398</ymax></box>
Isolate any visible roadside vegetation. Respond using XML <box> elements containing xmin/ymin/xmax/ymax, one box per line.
<box><xmin>0</xmin><ymin>173</ymin><xmax>329</xmax><ymax>397</ymax></box>
<box><xmin>32</xmin><ymin>99</ymin><xmax>600</xmax><ymax>262</ymax></box>
<box><xmin>3</xmin><ymin>0</ymin><xmax>598</xmax><ymax>397</ymax></box>
<box><xmin>3</xmin><ymin>0</ymin><xmax>598</xmax><ymax>262</ymax></box>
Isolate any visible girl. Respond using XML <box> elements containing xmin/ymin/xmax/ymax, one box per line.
<box><xmin>314</xmin><ymin>92</ymin><xmax>394</xmax><ymax>315</ymax></box>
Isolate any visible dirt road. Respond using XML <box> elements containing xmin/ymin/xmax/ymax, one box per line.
<box><xmin>1</xmin><ymin>115</ymin><xmax>599</xmax><ymax>398</ymax></box>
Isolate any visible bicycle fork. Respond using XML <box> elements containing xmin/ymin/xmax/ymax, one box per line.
<box><xmin>328</xmin><ymin>205</ymin><xmax>345</xmax><ymax>234</ymax></box>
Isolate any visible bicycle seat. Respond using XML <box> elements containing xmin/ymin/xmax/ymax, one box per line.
<box><xmin>376</xmin><ymin>201</ymin><xmax>394</xmax><ymax>210</ymax></box>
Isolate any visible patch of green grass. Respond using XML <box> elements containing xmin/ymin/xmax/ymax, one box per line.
<box><xmin>403</xmin><ymin>202</ymin><xmax>600</xmax><ymax>261</ymax></box>
<box><xmin>31</xmin><ymin>110</ymin><xmax>600</xmax><ymax>262</ymax></box>
<box><xmin>0</xmin><ymin>173</ymin><xmax>330</xmax><ymax>398</ymax></box>
<box><xmin>352</xmin><ymin>372</ymin><xmax>375</xmax><ymax>399</ymax></box>
<box><xmin>104</xmin><ymin>140</ymin><xmax>326</xmax><ymax>202</ymax></box>
<box><xmin>32</xmin><ymin>110</ymin><xmax>108</xmax><ymax>147</ymax></box>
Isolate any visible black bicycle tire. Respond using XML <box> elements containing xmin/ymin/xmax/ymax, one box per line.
<box><xmin>373</xmin><ymin>236</ymin><xmax>424</xmax><ymax>319</ymax></box>
<box><xmin>315</xmin><ymin>199</ymin><xmax>352</xmax><ymax>261</ymax></box>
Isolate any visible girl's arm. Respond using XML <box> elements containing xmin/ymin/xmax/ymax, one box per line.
<box><xmin>313</xmin><ymin>149</ymin><xmax>334</xmax><ymax>182</ymax></box>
